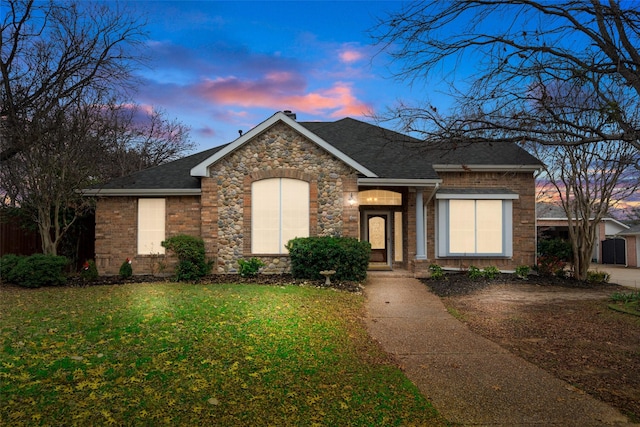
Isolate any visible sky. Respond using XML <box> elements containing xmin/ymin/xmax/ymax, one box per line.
<box><xmin>127</xmin><ymin>0</ymin><xmax>428</xmax><ymax>152</ymax></box>
<box><xmin>123</xmin><ymin>1</ymin><xmax>637</xmax><ymax>216</ymax></box>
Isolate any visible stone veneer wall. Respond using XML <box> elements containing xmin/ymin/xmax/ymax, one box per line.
<box><xmin>413</xmin><ymin>170</ymin><xmax>537</xmax><ymax>275</ymax></box>
<box><xmin>208</xmin><ymin>122</ymin><xmax>359</xmax><ymax>273</ymax></box>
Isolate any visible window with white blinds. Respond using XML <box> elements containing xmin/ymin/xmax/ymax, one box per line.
<box><xmin>138</xmin><ymin>198</ymin><xmax>166</xmax><ymax>255</ymax></box>
<box><xmin>437</xmin><ymin>197</ymin><xmax>514</xmax><ymax>257</ymax></box>
<box><xmin>252</xmin><ymin>178</ymin><xmax>309</xmax><ymax>254</ymax></box>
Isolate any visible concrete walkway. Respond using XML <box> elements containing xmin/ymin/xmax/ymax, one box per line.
<box><xmin>364</xmin><ymin>273</ymin><xmax>635</xmax><ymax>426</ymax></box>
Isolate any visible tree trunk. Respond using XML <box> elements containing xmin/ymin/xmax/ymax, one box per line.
<box><xmin>37</xmin><ymin>213</ymin><xmax>57</xmax><ymax>256</ymax></box>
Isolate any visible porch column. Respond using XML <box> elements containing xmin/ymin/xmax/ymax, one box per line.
<box><xmin>415</xmin><ymin>188</ymin><xmax>426</xmax><ymax>260</ymax></box>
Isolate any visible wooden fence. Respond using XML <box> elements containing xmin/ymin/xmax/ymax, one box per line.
<box><xmin>1</xmin><ymin>212</ymin><xmax>95</xmax><ymax>271</ymax></box>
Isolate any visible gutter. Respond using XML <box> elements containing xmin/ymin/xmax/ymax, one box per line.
<box><xmin>358</xmin><ymin>178</ymin><xmax>442</xmax><ymax>187</ymax></box>
<box><xmin>433</xmin><ymin>164</ymin><xmax>542</xmax><ymax>172</ymax></box>
<box><xmin>80</xmin><ymin>188</ymin><xmax>202</xmax><ymax>197</ymax></box>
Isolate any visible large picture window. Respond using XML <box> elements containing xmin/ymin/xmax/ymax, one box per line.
<box><xmin>138</xmin><ymin>198</ymin><xmax>166</xmax><ymax>255</ymax></box>
<box><xmin>252</xmin><ymin>178</ymin><xmax>309</xmax><ymax>254</ymax></box>
<box><xmin>437</xmin><ymin>195</ymin><xmax>515</xmax><ymax>257</ymax></box>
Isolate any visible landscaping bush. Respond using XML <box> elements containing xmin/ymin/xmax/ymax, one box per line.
<box><xmin>428</xmin><ymin>264</ymin><xmax>446</xmax><ymax>280</ymax></box>
<box><xmin>515</xmin><ymin>265</ymin><xmax>530</xmax><ymax>279</ymax></box>
<box><xmin>238</xmin><ymin>257</ymin><xmax>265</xmax><ymax>277</ymax></box>
<box><xmin>587</xmin><ymin>270</ymin><xmax>610</xmax><ymax>283</ymax></box>
<box><xmin>119</xmin><ymin>258</ymin><xmax>133</xmax><ymax>278</ymax></box>
<box><xmin>162</xmin><ymin>235</ymin><xmax>212</xmax><ymax>281</ymax></box>
<box><xmin>286</xmin><ymin>236</ymin><xmax>371</xmax><ymax>281</ymax></box>
<box><xmin>0</xmin><ymin>254</ymin><xmax>24</xmax><ymax>282</ymax></box>
<box><xmin>8</xmin><ymin>254</ymin><xmax>68</xmax><ymax>288</ymax></box>
<box><xmin>538</xmin><ymin>238</ymin><xmax>573</xmax><ymax>261</ymax></box>
<box><xmin>81</xmin><ymin>260</ymin><xmax>99</xmax><ymax>281</ymax></box>
<box><xmin>482</xmin><ymin>266</ymin><xmax>501</xmax><ymax>279</ymax></box>
<box><xmin>535</xmin><ymin>255</ymin><xmax>567</xmax><ymax>277</ymax></box>
<box><xmin>467</xmin><ymin>265</ymin><xmax>483</xmax><ymax>280</ymax></box>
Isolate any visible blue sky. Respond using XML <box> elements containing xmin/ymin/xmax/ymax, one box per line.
<box><xmin>128</xmin><ymin>1</ymin><xmax>438</xmax><ymax>152</ymax></box>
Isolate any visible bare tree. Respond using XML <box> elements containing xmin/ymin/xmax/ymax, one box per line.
<box><xmin>99</xmin><ymin>105</ymin><xmax>195</xmax><ymax>179</ymax></box>
<box><xmin>529</xmin><ymin>139</ymin><xmax>637</xmax><ymax>280</ymax></box>
<box><xmin>1</xmin><ymin>0</ymin><xmax>146</xmax><ymax>159</ymax></box>
<box><xmin>373</xmin><ymin>1</ymin><xmax>640</xmax><ymax>156</ymax></box>
<box><xmin>374</xmin><ymin>0</ymin><xmax>640</xmax><ymax>278</ymax></box>
<box><xmin>0</xmin><ymin>1</ymin><xmax>193</xmax><ymax>255</ymax></box>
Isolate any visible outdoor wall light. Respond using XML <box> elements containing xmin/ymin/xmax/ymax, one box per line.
<box><xmin>348</xmin><ymin>193</ymin><xmax>357</xmax><ymax>206</ymax></box>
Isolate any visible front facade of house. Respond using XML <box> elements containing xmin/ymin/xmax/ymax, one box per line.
<box><xmin>87</xmin><ymin>112</ymin><xmax>541</xmax><ymax>277</ymax></box>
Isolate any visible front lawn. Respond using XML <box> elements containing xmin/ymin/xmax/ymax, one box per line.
<box><xmin>0</xmin><ymin>282</ymin><xmax>445</xmax><ymax>426</ymax></box>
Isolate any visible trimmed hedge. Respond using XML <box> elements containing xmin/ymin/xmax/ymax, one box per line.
<box><xmin>2</xmin><ymin>254</ymin><xmax>68</xmax><ymax>288</ymax></box>
<box><xmin>1</xmin><ymin>254</ymin><xmax>25</xmax><ymax>282</ymax></box>
<box><xmin>162</xmin><ymin>235</ymin><xmax>212</xmax><ymax>281</ymax></box>
<box><xmin>286</xmin><ymin>236</ymin><xmax>371</xmax><ymax>281</ymax></box>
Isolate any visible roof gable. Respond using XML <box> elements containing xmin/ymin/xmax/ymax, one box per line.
<box><xmin>190</xmin><ymin>112</ymin><xmax>377</xmax><ymax>178</ymax></box>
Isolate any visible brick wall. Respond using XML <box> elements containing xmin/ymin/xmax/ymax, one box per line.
<box><xmin>95</xmin><ymin>196</ymin><xmax>200</xmax><ymax>275</ymax></box>
<box><xmin>416</xmin><ymin>170</ymin><xmax>537</xmax><ymax>274</ymax></box>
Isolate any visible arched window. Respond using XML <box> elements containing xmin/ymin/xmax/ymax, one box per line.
<box><xmin>252</xmin><ymin>178</ymin><xmax>309</xmax><ymax>254</ymax></box>
<box><xmin>359</xmin><ymin>189</ymin><xmax>402</xmax><ymax>206</ymax></box>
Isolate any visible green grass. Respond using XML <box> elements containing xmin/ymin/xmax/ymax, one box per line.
<box><xmin>0</xmin><ymin>282</ymin><xmax>446</xmax><ymax>426</ymax></box>
<box><xmin>609</xmin><ymin>291</ymin><xmax>640</xmax><ymax>316</ymax></box>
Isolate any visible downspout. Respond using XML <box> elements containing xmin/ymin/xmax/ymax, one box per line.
<box><xmin>415</xmin><ymin>183</ymin><xmax>440</xmax><ymax>261</ymax></box>
<box><xmin>425</xmin><ymin>183</ymin><xmax>440</xmax><ymax>204</ymax></box>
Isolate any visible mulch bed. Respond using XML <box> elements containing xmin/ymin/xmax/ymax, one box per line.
<box><xmin>421</xmin><ymin>272</ymin><xmax>623</xmax><ymax>297</ymax></box>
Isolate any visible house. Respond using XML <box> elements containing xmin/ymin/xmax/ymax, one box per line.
<box><xmin>84</xmin><ymin>111</ymin><xmax>542</xmax><ymax>277</ymax></box>
<box><xmin>617</xmin><ymin>224</ymin><xmax>640</xmax><ymax>268</ymax></box>
<box><xmin>536</xmin><ymin>203</ymin><xmax>636</xmax><ymax>266</ymax></box>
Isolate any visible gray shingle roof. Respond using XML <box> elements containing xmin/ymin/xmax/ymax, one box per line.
<box><xmin>300</xmin><ymin>118</ymin><xmax>541</xmax><ymax>178</ymax></box>
<box><xmin>91</xmin><ymin>116</ymin><xmax>541</xmax><ymax>193</ymax></box>
<box><xmin>299</xmin><ymin>118</ymin><xmax>441</xmax><ymax>179</ymax></box>
<box><xmin>95</xmin><ymin>145</ymin><xmax>227</xmax><ymax>190</ymax></box>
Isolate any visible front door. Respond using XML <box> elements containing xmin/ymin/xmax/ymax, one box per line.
<box><xmin>367</xmin><ymin>212</ymin><xmax>389</xmax><ymax>264</ymax></box>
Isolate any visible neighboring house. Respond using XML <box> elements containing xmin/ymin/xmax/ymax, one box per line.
<box><xmin>617</xmin><ymin>224</ymin><xmax>640</xmax><ymax>268</ymax></box>
<box><xmin>536</xmin><ymin>203</ymin><xmax>635</xmax><ymax>266</ymax></box>
<box><xmin>83</xmin><ymin>111</ymin><xmax>542</xmax><ymax>277</ymax></box>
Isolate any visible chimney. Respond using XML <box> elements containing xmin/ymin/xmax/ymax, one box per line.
<box><xmin>282</xmin><ymin>110</ymin><xmax>297</xmax><ymax>120</ymax></box>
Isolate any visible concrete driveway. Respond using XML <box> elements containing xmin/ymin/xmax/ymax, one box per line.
<box><xmin>592</xmin><ymin>264</ymin><xmax>640</xmax><ymax>290</ymax></box>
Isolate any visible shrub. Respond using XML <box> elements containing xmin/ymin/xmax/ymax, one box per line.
<box><xmin>536</xmin><ymin>255</ymin><xmax>567</xmax><ymax>277</ymax></box>
<box><xmin>238</xmin><ymin>257</ymin><xmax>265</xmax><ymax>277</ymax></box>
<box><xmin>467</xmin><ymin>265</ymin><xmax>483</xmax><ymax>280</ymax></box>
<box><xmin>286</xmin><ymin>236</ymin><xmax>371</xmax><ymax>281</ymax></box>
<box><xmin>162</xmin><ymin>235</ymin><xmax>212</xmax><ymax>281</ymax></box>
<box><xmin>81</xmin><ymin>260</ymin><xmax>99</xmax><ymax>281</ymax></box>
<box><xmin>0</xmin><ymin>254</ymin><xmax>24</xmax><ymax>282</ymax></box>
<box><xmin>587</xmin><ymin>270</ymin><xmax>610</xmax><ymax>283</ymax></box>
<box><xmin>119</xmin><ymin>258</ymin><xmax>133</xmax><ymax>278</ymax></box>
<box><xmin>538</xmin><ymin>238</ymin><xmax>573</xmax><ymax>261</ymax></box>
<box><xmin>428</xmin><ymin>264</ymin><xmax>446</xmax><ymax>280</ymax></box>
<box><xmin>515</xmin><ymin>265</ymin><xmax>530</xmax><ymax>279</ymax></box>
<box><xmin>9</xmin><ymin>254</ymin><xmax>68</xmax><ymax>288</ymax></box>
<box><xmin>483</xmin><ymin>266</ymin><xmax>501</xmax><ymax>280</ymax></box>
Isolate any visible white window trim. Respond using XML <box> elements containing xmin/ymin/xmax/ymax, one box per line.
<box><xmin>437</xmin><ymin>198</ymin><xmax>514</xmax><ymax>258</ymax></box>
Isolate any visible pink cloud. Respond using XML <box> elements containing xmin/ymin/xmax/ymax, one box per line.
<box><xmin>193</xmin><ymin>74</ymin><xmax>370</xmax><ymax>118</ymax></box>
<box><xmin>339</xmin><ymin>49</ymin><xmax>364</xmax><ymax>64</ymax></box>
